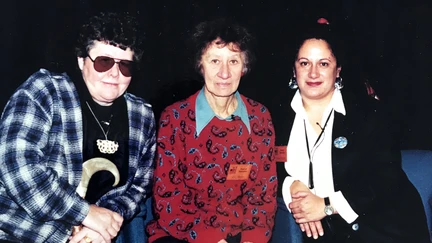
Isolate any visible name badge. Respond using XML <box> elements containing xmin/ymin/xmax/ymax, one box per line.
<box><xmin>275</xmin><ymin>146</ymin><xmax>287</xmax><ymax>162</ymax></box>
<box><xmin>227</xmin><ymin>164</ymin><xmax>252</xmax><ymax>180</ymax></box>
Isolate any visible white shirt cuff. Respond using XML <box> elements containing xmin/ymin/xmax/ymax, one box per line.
<box><xmin>331</xmin><ymin>191</ymin><xmax>359</xmax><ymax>223</ymax></box>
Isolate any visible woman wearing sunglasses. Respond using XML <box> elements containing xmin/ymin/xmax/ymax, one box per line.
<box><xmin>268</xmin><ymin>19</ymin><xmax>429</xmax><ymax>243</ymax></box>
<box><xmin>0</xmin><ymin>12</ymin><xmax>156</xmax><ymax>243</ymax></box>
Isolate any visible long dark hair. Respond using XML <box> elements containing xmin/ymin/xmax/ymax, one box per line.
<box><xmin>292</xmin><ymin>18</ymin><xmax>370</xmax><ymax>97</ymax></box>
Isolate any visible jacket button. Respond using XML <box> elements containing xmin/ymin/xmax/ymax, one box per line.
<box><xmin>352</xmin><ymin>223</ymin><xmax>359</xmax><ymax>231</ymax></box>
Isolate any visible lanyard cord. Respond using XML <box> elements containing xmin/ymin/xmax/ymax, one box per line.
<box><xmin>304</xmin><ymin>108</ymin><xmax>334</xmax><ymax>189</ymax></box>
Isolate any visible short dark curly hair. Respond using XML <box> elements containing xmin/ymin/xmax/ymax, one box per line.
<box><xmin>189</xmin><ymin>18</ymin><xmax>256</xmax><ymax>75</ymax></box>
<box><xmin>74</xmin><ymin>12</ymin><xmax>144</xmax><ymax>62</ymax></box>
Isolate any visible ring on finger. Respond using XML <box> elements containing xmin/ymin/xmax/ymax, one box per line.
<box><xmin>84</xmin><ymin>236</ymin><xmax>92</xmax><ymax>243</ymax></box>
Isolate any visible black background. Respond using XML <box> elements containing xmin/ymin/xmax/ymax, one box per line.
<box><xmin>2</xmin><ymin>1</ymin><xmax>431</xmax><ymax>150</ymax></box>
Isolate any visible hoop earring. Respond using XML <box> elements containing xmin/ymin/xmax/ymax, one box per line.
<box><xmin>335</xmin><ymin>77</ymin><xmax>343</xmax><ymax>90</ymax></box>
<box><xmin>289</xmin><ymin>77</ymin><xmax>298</xmax><ymax>89</ymax></box>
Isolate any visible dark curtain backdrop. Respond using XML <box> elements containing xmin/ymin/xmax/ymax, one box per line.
<box><xmin>1</xmin><ymin>1</ymin><xmax>431</xmax><ymax>150</ymax></box>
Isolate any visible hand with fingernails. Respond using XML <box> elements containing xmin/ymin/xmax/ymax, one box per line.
<box><xmin>69</xmin><ymin>158</ymin><xmax>121</xmax><ymax>243</ymax></box>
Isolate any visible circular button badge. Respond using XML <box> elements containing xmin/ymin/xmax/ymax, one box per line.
<box><xmin>334</xmin><ymin>136</ymin><xmax>348</xmax><ymax>149</ymax></box>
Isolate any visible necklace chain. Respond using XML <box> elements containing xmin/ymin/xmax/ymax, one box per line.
<box><xmin>86</xmin><ymin>101</ymin><xmax>112</xmax><ymax>139</ymax></box>
<box><xmin>85</xmin><ymin>101</ymin><xmax>118</xmax><ymax>154</ymax></box>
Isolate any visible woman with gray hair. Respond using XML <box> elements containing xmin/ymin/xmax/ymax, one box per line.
<box><xmin>146</xmin><ymin>18</ymin><xmax>277</xmax><ymax>243</ymax></box>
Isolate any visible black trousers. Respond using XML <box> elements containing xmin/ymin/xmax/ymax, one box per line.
<box><xmin>154</xmin><ymin>233</ymin><xmax>242</xmax><ymax>243</ymax></box>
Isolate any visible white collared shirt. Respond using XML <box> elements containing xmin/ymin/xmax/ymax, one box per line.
<box><xmin>281</xmin><ymin>89</ymin><xmax>358</xmax><ymax>224</ymax></box>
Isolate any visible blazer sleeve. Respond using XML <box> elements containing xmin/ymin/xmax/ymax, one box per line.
<box><xmin>334</xmin><ymin>102</ymin><xmax>405</xmax><ymax>216</ymax></box>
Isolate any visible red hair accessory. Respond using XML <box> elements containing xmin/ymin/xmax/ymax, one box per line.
<box><xmin>317</xmin><ymin>18</ymin><xmax>330</xmax><ymax>25</ymax></box>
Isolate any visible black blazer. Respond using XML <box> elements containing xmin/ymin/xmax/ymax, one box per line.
<box><xmin>267</xmin><ymin>86</ymin><xmax>429</xmax><ymax>243</ymax></box>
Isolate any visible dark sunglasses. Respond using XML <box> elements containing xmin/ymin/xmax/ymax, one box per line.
<box><xmin>87</xmin><ymin>55</ymin><xmax>134</xmax><ymax>77</ymax></box>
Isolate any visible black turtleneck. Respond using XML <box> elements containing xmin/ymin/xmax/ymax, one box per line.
<box><xmin>71</xmin><ymin>71</ymin><xmax>129</xmax><ymax>204</ymax></box>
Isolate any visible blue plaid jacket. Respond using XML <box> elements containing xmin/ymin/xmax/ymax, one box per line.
<box><xmin>0</xmin><ymin>69</ymin><xmax>156</xmax><ymax>242</ymax></box>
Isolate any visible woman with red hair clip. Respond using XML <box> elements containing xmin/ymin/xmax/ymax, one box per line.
<box><xmin>269</xmin><ymin>18</ymin><xmax>429</xmax><ymax>243</ymax></box>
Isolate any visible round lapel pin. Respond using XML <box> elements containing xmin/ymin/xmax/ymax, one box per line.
<box><xmin>334</xmin><ymin>136</ymin><xmax>348</xmax><ymax>149</ymax></box>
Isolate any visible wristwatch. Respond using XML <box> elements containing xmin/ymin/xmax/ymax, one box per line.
<box><xmin>324</xmin><ymin>197</ymin><xmax>334</xmax><ymax>216</ymax></box>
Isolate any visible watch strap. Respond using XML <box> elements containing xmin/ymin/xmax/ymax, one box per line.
<box><xmin>324</xmin><ymin>197</ymin><xmax>330</xmax><ymax>206</ymax></box>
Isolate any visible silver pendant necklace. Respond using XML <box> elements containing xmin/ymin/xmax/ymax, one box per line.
<box><xmin>86</xmin><ymin>101</ymin><xmax>119</xmax><ymax>154</ymax></box>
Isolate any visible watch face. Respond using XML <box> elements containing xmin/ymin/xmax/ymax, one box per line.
<box><xmin>324</xmin><ymin>206</ymin><xmax>334</xmax><ymax>216</ymax></box>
